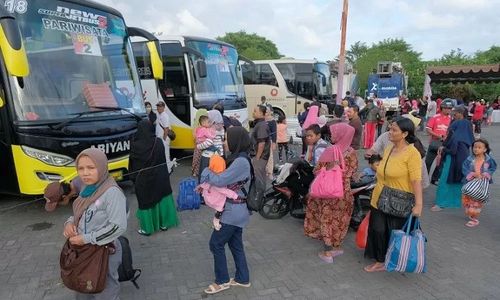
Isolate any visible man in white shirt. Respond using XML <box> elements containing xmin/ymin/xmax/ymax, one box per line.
<box><xmin>155</xmin><ymin>101</ymin><xmax>172</xmax><ymax>172</ymax></box>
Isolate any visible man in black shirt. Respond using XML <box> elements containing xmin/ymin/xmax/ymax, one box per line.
<box><xmin>250</xmin><ymin>105</ymin><xmax>271</xmax><ymax>202</ymax></box>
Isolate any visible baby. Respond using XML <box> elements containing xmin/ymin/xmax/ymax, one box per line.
<box><xmin>198</xmin><ymin>154</ymin><xmax>239</xmax><ymax>231</ymax></box>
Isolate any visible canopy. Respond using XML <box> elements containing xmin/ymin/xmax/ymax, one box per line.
<box><xmin>426</xmin><ymin>64</ymin><xmax>500</xmax><ymax>84</ymax></box>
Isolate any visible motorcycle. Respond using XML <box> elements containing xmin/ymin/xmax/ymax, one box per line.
<box><xmin>349</xmin><ymin>176</ymin><xmax>376</xmax><ymax>230</ymax></box>
<box><xmin>259</xmin><ymin>160</ymin><xmax>314</xmax><ymax>219</ymax></box>
<box><xmin>259</xmin><ymin>163</ymin><xmax>376</xmax><ymax>224</ymax></box>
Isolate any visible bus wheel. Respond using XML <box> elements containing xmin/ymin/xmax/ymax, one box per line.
<box><xmin>273</xmin><ymin>108</ymin><xmax>285</xmax><ymax>121</ymax></box>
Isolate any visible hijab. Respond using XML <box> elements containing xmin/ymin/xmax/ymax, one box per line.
<box><xmin>302</xmin><ymin>105</ymin><xmax>319</xmax><ymax>129</ymax></box>
<box><xmin>446</xmin><ymin>119</ymin><xmax>474</xmax><ymax>148</ymax></box>
<box><xmin>208</xmin><ymin>109</ymin><xmax>224</xmax><ymax>132</ymax></box>
<box><xmin>225</xmin><ymin>126</ymin><xmax>251</xmax><ymax>166</ymax></box>
<box><xmin>73</xmin><ymin>148</ymin><xmax>118</xmax><ymax>225</ymax></box>
<box><xmin>130</xmin><ymin>119</ymin><xmax>157</xmax><ymax>167</ymax></box>
<box><xmin>329</xmin><ymin>122</ymin><xmax>355</xmax><ymax>153</ymax></box>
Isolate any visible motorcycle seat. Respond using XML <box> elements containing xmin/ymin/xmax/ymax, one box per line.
<box><xmin>274</xmin><ymin>186</ymin><xmax>292</xmax><ymax>199</ymax></box>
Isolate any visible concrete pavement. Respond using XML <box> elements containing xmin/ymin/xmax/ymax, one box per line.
<box><xmin>1</xmin><ymin>125</ymin><xmax>500</xmax><ymax>299</ymax></box>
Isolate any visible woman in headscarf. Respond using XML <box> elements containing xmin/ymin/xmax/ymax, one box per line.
<box><xmin>145</xmin><ymin>101</ymin><xmax>157</xmax><ymax>125</ymax></box>
<box><xmin>432</xmin><ymin>106</ymin><xmax>474</xmax><ymax>211</ymax></box>
<box><xmin>192</xmin><ymin>109</ymin><xmax>208</xmax><ymax>177</ymax></box>
<box><xmin>198</xmin><ymin>110</ymin><xmax>225</xmax><ymax>184</ymax></box>
<box><xmin>304</xmin><ymin>123</ymin><xmax>358</xmax><ymax>263</ymax></box>
<box><xmin>129</xmin><ymin>119</ymin><xmax>178</xmax><ymax>236</ymax></box>
<box><xmin>201</xmin><ymin>127</ymin><xmax>252</xmax><ymax>295</ymax></box>
<box><xmin>62</xmin><ymin>148</ymin><xmax>127</xmax><ymax>299</ymax></box>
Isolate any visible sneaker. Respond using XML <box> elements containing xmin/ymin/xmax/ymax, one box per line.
<box><xmin>160</xmin><ymin>226</ymin><xmax>169</xmax><ymax>231</ymax></box>
<box><xmin>137</xmin><ymin>229</ymin><xmax>150</xmax><ymax>236</ymax></box>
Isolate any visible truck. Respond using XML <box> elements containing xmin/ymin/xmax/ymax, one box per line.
<box><xmin>366</xmin><ymin>61</ymin><xmax>407</xmax><ymax>118</ymax></box>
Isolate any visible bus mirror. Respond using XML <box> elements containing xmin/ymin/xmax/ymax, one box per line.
<box><xmin>0</xmin><ymin>17</ymin><xmax>29</xmax><ymax>77</ymax></box>
<box><xmin>197</xmin><ymin>60</ymin><xmax>207</xmax><ymax>78</ymax></box>
<box><xmin>322</xmin><ymin>76</ymin><xmax>327</xmax><ymax>87</ymax></box>
<box><xmin>146</xmin><ymin>41</ymin><xmax>163</xmax><ymax>80</ymax></box>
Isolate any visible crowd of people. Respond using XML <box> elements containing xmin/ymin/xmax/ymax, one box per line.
<box><xmin>50</xmin><ymin>93</ymin><xmax>498</xmax><ymax>297</ymax></box>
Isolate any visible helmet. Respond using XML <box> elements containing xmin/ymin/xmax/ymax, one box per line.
<box><xmin>440</xmin><ymin>100</ymin><xmax>453</xmax><ymax>109</ymax></box>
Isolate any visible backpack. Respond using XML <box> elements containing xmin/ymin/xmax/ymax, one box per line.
<box><xmin>176</xmin><ymin>177</ymin><xmax>201</xmax><ymax>210</ymax></box>
<box><xmin>238</xmin><ymin>155</ymin><xmax>260</xmax><ymax>211</ymax></box>
<box><xmin>117</xmin><ymin>236</ymin><xmax>141</xmax><ymax>289</ymax></box>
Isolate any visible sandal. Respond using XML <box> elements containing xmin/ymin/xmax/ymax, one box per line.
<box><xmin>363</xmin><ymin>263</ymin><xmax>385</xmax><ymax>273</ymax></box>
<box><xmin>204</xmin><ymin>283</ymin><xmax>230</xmax><ymax>294</ymax></box>
<box><xmin>328</xmin><ymin>249</ymin><xmax>344</xmax><ymax>258</ymax></box>
<box><xmin>430</xmin><ymin>205</ymin><xmax>443</xmax><ymax>212</ymax></box>
<box><xmin>318</xmin><ymin>252</ymin><xmax>334</xmax><ymax>263</ymax></box>
<box><xmin>229</xmin><ymin>278</ymin><xmax>251</xmax><ymax>288</ymax></box>
<box><xmin>465</xmin><ymin>219</ymin><xmax>480</xmax><ymax>227</ymax></box>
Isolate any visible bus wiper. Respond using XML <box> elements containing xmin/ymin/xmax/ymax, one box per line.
<box><xmin>90</xmin><ymin>106</ymin><xmax>143</xmax><ymax>122</ymax></box>
<box><xmin>51</xmin><ymin>110</ymin><xmax>112</xmax><ymax>130</ymax></box>
<box><xmin>51</xmin><ymin>107</ymin><xmax>142</xmax><ymax>130</ymax></box>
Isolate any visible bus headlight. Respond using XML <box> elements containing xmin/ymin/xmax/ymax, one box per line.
<box><xmin>21</xmin><ymin>146</ymin><xmax>74</xmax><ymax>166</ymax></box>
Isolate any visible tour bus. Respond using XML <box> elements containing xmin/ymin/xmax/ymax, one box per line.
<box><xmin>133</xmin><ymin>36</ymin><xmax>249</xmax><ymax>150</ymax></box>
<box><xmin>242</xmin><ymin>59</ymin><xmax>332</xmax><ymax>119</ymax></box>
<box><xmin>0</xmin><ymin>0</ymin><xmax>163</xmax><ymax>195</ymax></box>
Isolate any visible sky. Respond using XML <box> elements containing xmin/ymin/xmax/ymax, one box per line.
<box><xmin>101</xmin><ymin>0</ymin><xmax>500</xmax><ymax>62</ymax></box>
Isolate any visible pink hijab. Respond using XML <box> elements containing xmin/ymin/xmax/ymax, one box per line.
<box><xmin>329</xmin><ymin>122</ymin><xmax>355</xmax><ymax>153</ymax></box>
<box><xmin>302</xmin><ymin>105</ymin><xmax>319</xmax><ymax>129</ymax></box>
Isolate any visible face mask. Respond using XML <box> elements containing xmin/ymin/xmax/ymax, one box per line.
<box><xmin>146</xmin><ymin>107</ymin><xmax>152</xmax><ymax>113</ymax></box>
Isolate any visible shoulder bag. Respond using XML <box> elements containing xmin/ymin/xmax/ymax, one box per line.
<box><xmin>309</xmin><ymin>146</ymin><xmax>345</xmax><ymax>199</ymax></box>
<box><xmin>461</xmin><ymin>177</ymin><xmax>489</xmax><ymax>203</ymax></box>
<box><xmin>60</xmin><ymin>240</ymin><xmax>115</xmax><ymax>294</ymax></box>
<box><xmin>377</xmin><ymin>146</ymin><xmax>415</xmax><ymax>217</ymax></box>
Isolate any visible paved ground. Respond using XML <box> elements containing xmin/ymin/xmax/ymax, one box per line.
<box><xmin>1</xmin><ymin>126</ymin><xmax>500</xmax><ymax>300</ymax></box>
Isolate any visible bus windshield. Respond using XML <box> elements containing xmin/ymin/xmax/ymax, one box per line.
<box><xmin>7</xmin><ymin>0</ymin><xmax>144</xmax><ymax>122</ymax></box>
<box><xmin>313</xmin><ymin>63</ymin><xmax>332</xmax><ymax>101</ymax></box>
<box><xmin>186</xmin><ymin>40</ymin><xmax>246</xmax><ymax>110</ymax></box>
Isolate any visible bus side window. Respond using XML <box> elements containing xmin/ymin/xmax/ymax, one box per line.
<box><xmin>243</xmin><ymin>64</ymin><xmax>278</xmax><ymax>87</ymax></box>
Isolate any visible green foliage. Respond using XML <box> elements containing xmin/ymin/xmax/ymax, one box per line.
<box><xmin>349</xmin><ymin>39</ymin><xmax>500</xmax><ymax>102</ymax></box>
<box><xmin>216</xmin><ymin>31</ymin><xmax>282</xmax><ymax>60</ymax></box>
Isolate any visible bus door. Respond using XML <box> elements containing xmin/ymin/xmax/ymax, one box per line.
<box><xmin>294</xmin><ymin>72</ymin><xmax>314</xmax><ymax>115</ymax></box>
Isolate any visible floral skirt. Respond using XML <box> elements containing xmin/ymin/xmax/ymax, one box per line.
<box><xmin>462</xmin><ymin>194</ymin><xmax>484</xmax><ymax>219</ymax></box>
<box><xmin>192</xmin><ymin>148</ymin><xmax>202</xmax><ymax>176</ymax></box>
<box><xmin>304</xmin><ymin>196</ymin><xmax>353</xmax><ymax>248</ymax></box>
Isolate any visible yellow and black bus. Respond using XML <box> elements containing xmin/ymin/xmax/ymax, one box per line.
<box><xmin>0</xmin><ymin>0</ymin><xmax>162</xmax><ymax>195</ymax></box>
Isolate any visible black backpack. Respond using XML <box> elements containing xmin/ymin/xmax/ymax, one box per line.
<box><xmin>117</xmin><ymin>236</ymin><xmax>141</xmax><ymax>289</ymax></box>
<box><xmin>239</xmin><ymin>155</ymin><xmax>261</xmax><ymax>212</ymax></box>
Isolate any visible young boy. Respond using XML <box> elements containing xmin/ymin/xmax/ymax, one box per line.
<box><xmin>362</xmin><ymin>154</ymin><xmax>382</xmax><ymax>178</ymax></box>
<box><xmin>304</xmin><ymin>124</ymin><xmax>330</xmax><ymax>166</ymax></box>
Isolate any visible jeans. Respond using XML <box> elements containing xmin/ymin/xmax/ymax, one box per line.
<box><xmin>209</xmin><ymin>223</ymin><xmax>249</xmax><ymax>285</ymax></box>
<box><xmin>278</xmin><ymin>143</ymin><xmax>289</xmax><ymax>161</ymax></box>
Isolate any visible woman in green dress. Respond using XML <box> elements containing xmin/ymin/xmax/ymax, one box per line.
<box><xmin>129</xmin><ymin>119</ymin><xmax>179</xmax><ymax>235</ymax></box>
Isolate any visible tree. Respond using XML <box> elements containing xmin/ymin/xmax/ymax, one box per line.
<box><xmin>216</xmin><ymin>31</ymin><xmax>282</xmax><ymax>60</ymax></box>
<box><xmin>346</xmin><ymin>41</ymin><xmax>368</xmax><ymax>65</ymax></box>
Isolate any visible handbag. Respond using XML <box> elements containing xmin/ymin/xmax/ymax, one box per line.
<box><xmin>60</xmin><ymin>240</ymin><xmax>114</xmax><ymax>293</ymax></box>
<box><xmin>309</xmin><ymin>146</ymin><xmax>344</xmax><ymax>199</ymax></box>
<box><xmin>355</xmin><ymin>211</ymin><xmax>370</xmax><ymax>249</ymax></box>
<box><xmin>461</xmin><ymin>177</ymin><xmax>490</xmax><ymax>203</ymax></box>
<box><xmin>385</xmin><ymin>215</ymin><xmax>427</xmax><ymax>273</ymax></box>
<box><xmin>377</xmin><ymin>146</ymin><xmax>415</xmax><ymax>217</ymax></box>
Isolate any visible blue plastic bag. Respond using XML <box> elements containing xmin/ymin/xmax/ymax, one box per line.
<box><xmin>385</xmin><ymin>215</ymin><xmax>427</xmax><ymax>273</ymax></box>
<box><xmin>176</xmin><ymin>177</ymin><xmax>201</xmax><ymax>211</ymax></box>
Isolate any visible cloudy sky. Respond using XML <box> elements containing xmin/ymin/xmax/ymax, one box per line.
<box><xmin>101</xmin><ymin>0</ymin><xmax>500</xmax><ymax>61</ymax></box>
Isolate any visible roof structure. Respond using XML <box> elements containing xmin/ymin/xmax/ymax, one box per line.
<box><xmin>426</xmin><ymin>64</ymin><xmax>500</xmax><ymax>84</ymax></box>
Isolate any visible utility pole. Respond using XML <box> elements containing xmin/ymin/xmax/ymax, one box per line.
<box><xmin>336</xmin><ymin>0</ymin><xmax>349</xmax><ymax>105</ymax></box>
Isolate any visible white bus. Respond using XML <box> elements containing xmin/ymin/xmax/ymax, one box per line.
<box><xmin>133</xmin><ymin>36</ymin><xmax>248</xmax><ymax>149</ymax></box>
<box><xmin>242</xmin><ymin>59</ymin><xmax>332</xmax><ymax>119</ymax></box>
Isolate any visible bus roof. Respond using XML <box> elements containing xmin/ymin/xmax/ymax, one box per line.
<box><xmin>252</xmin><ymin>59</ymin><xmax>327</xmax><ymax>65</ymax></box>
<box><xmin>157</xmin><ymin>35</ymin><xmax>236</xmax><ymax>49</ymax></box>
<box><xmin>64</xmin><ymin>0</ymin><xmax>124</xmax><ymax>19</ymax></box>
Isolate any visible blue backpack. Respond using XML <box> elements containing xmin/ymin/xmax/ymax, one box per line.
<box><xmin>176</xmin><ymin>177</ymin><xmax>201</xmax><ymax>211</ymax></box>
